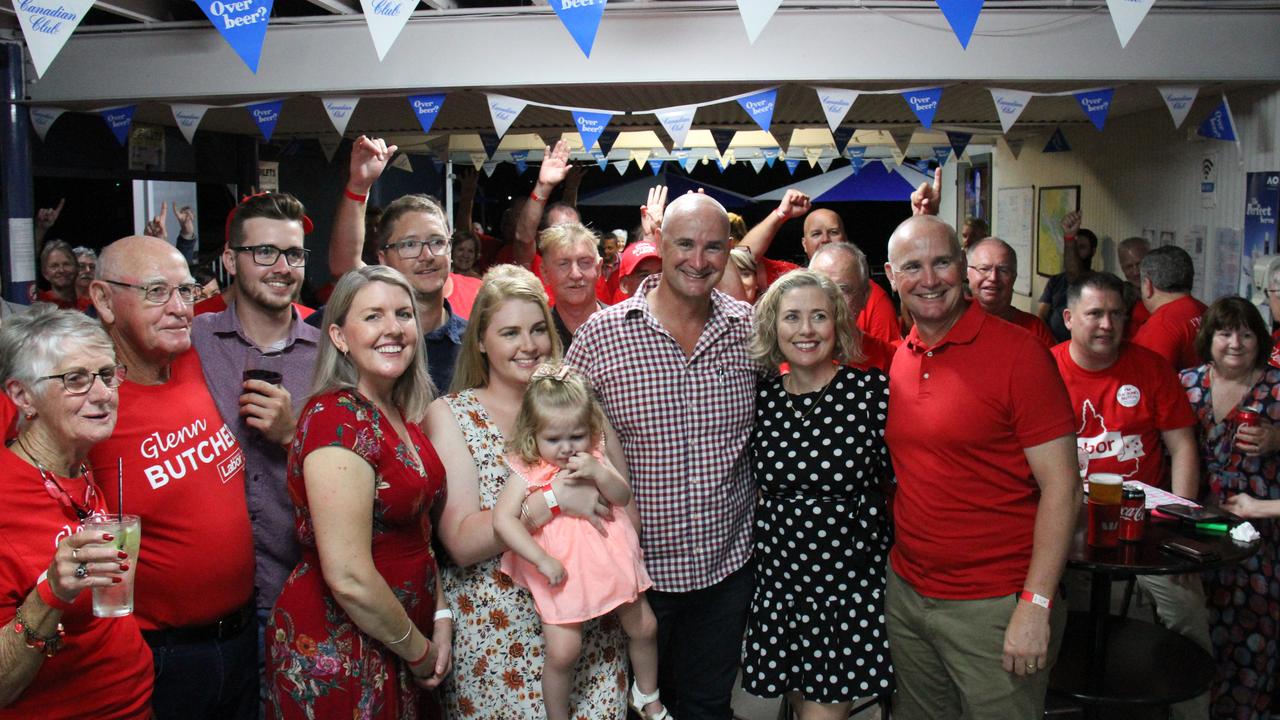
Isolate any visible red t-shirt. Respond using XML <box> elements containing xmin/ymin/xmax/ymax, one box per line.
<box><xmin>1128</xmin><ymin>300</ymin><xmax>1151</xmax><ymax>337</ymax></box>
<box><xmin>446</xmin><ymin>272</ymin><xmax>481</xmax><ymax>320</ymax></box>
<box><xmin>759</xmin><ymin>256</ymin><xmax>800</xmax><ymax>292</ymax></box>
<box><xmin>87</xmin><ymin>350</ymin><xmax>255</xmax><ymax>630</ymax></box>
<box><xmin>853</xmin><ymin>333</ymin><xmax>896</xmax><ymax>374</ymax></box>
<box><xmin>887</xmin><ymin>302</ymin><xmax>1075</xmax><ymax>600</ymax></box>
<box><xmin>35</xmin><ymin>290</ymin><xmax>91</xmax><ymax>312</ymax></box>
<box><xmin>859</xmin><ymin>282</ymin><xmax>903</xmax><ymax>346</ymax></box>
<box><xmin>0</xmin><ymin>448</ymin><xmax>153</xmax><ymax>719</ymax></box>
<box><xmin>1132</xmin><ymin>295</ymin><xmax>1208</xmax><ymax>372</ymax></box>
<box><xmin>1052</xmin><ymin>342</ymin><xmax>1196</xmax><ymax>489</ymax></box>
<box><xmin>194</xmin><ymin>293</ymin><xmax>316</xmax><ymax>321</ymax></box>
<box><xmin>1000</xmin><ymin>306</ymin><xmax>1056</xmax><ymax>348</ymax></box>
<box><xmin>0</xmin><ymin>395</ymin><xmax>16</xmax><ymax>442</ymax></box>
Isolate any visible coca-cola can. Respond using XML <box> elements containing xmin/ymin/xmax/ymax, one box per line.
<box><xmin>1120</xmin><ymin>483</ymin><xmax>1147</xmax><ymax>543</ymax></box>
<box><xmin>1238</xmin><ymin>407</ymin><xmax>1263</xmax><ymax>428</ymax></box>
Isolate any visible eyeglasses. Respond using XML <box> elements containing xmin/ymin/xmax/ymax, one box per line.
<box><xmin>39</xmin><ymin>365</ymin><xmax>128</xmax><ymax>395</ymax></box>
<box><xmin>381</xmin><ymin>237</ymin><xmax>450</xmax><ymax>260</ymax></box>
<box><xmin>103</xmin><ymin>279</ymin><xmax>202</xmax><ymax>305</ymax></box>
<box><xmin>970</xmin><ymin>265</ymin><xmax>1014</xmax><ymax>279</ymax></box>
<box><xmin>231</xmin><ymin>244</ymin><xmax>310</xmax><ymax>267</ymax></box>
<box><xmin>1266</xmin><ymin>288</ymin><xmax>1280</xmax><ymax>297</ymax></box>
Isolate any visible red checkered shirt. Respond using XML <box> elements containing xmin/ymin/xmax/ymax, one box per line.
<box><xmin>565</xmin><ymin>274</ymin><xmax>757</xmax><ymax>593</ymax></box>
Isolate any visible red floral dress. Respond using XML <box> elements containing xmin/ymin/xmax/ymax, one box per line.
<box><xmin>266</xmin><ymin>390</ymin><xmax>446</xmax><ymax>720</ymax></box>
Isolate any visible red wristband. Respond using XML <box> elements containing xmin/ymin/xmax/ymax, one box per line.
<box><xmin>37</xmin><ymin>577</ymin><xmax>74</xmax><ymax>612</ymax></box>
<box><xmin>408</xmin><ymin>641</ymin><xmax>431</xmax><ymax>667</ymax></box>
<box><xmin>1019</xmin><ymin>590</ymin><xmax>1052</xmax><ymax>609</ymax></box>
<box><xmin>344</xmin><ymin>188</ymin><xmax>368</xmax><ymax>203</ymax></box>
<box><xmin>530</xmin><ymin>189</ymin><xmax>546</xmax><ymax>203</ymax></box>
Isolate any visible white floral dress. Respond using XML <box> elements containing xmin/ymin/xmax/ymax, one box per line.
<box><xmin>439</xmin><ymin>390</ymin><xmax>626</xmax><ymax>719</ymax></box>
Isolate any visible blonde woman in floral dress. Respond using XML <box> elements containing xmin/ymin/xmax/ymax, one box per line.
<box><xmin>425</xmin><ymin>265</ymin><xmax>626</xmax><ymax>718</ymax></box>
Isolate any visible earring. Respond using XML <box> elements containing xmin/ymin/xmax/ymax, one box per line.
<box><xmin>23</xmin><ymin>410</ymin><xmax>34</xmax><ymax>420</ymax></box>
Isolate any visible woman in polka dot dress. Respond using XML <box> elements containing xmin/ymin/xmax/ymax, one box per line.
<box><xmin>741</xmin><ymin>270</ymin><xmax>894</xmax><ymax>717</ymax></box>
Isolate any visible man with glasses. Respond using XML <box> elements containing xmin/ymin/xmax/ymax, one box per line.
<box><xmin>328</xmin><ymin>146</ymin><xmax>477</xmax><ymax>391</ymax></box>
<box><xmin>966</xmin><ymin>236</ymin><xmax>1055</xmax><ymax>347</ymax></box>
<box><xmin>191</xmin><ymin>193</ymin><xmax>320</xmax><ymax>674</ymax></box>
<box><xmin>87</xmin><ymin>234</ymin><xmax>257</xmax><ymax>720</ymax></box>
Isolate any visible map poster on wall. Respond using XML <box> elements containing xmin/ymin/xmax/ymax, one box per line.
<box><xmin>996</xmin><ymin>186</ymin><xmax>1034</xmax><ymax>296</ymax></box>
<box><xmin>1242</xmin><ymin>171</ymin><xmax>1280</xmax><ymax>298</ymax></box>
<box><xmin>1036</xmin><ymin>185</ymin><xmax>1079</xmax><ymax>277</ymax></box>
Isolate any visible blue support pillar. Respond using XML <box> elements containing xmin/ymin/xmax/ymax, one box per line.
<box><xmin>0</xmin><ymin>42</ymin><xmax>34</xmax><ymax>304</ymax></box>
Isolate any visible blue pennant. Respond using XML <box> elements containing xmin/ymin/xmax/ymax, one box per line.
<box><xmin>946</xmin><ymin>131</ymin><xmax>972</xmax><ymax>160</ymax></box>
<box><xmin>572</xmin><ymin>110</ymin><xmax>612</xmax><ymax>153</ymax></box>
<box><xmin>596</xmin><ymin>157</ymin><xmax>608</xmax><ymax>171</ymax></box>
<box><xmin>479</xmin><ymin>132</ymin><xmax>501</xmax><ymax>159</ymax></box>
<box><xmin>932</xmin><ymin>146</ymin><xmax>952</xmax><ymax>166</ymax></box>
<box><xmin>736</xmin><ymin>89</ymin><xmax>777</xmax><ymax>133</ymax></box>
<box><xmin>901</xmin><ymin>88</ymin><xmax>944</xmax><ymax>129</ymax></box>
<box><xmin>710</xmin><ymin>129</ymin><xmax>735</xmax><ymax>158</ymax></box>
<box><xmin>246</xmin><ymin>100</ymin><xmax>282</xmax><ymax>141</ymax></box>
<box><xmin>649</xmin><ymin>159</ymin><xmax>663</xmax><ymax>175</ymax></box>
<box><xmin>100</xmin><ymin>106</ymin><xmax>136</xmax><ymax>146</ymax></box>
<box><xmin>762</xmin><ymin>147</ymin><xmax>779</xmax><ymax>168</ymax></box>
<box><xmin>196</xmin><ymin>0</ymin><xmax>274</xmax><ymax>73</ymax></box>
<box><xmin>935</xmin><ymin>0</ymin><xmax>984</xmax><ymax>49</ymax></box>
<box><xmin>832</xmin><ymin>127</ymin><xmax>855</xmax><ymax>155</ymax></box>
<box><xmin>1074</xmin><ymin>88</ymin><xmax>1115</xmax><ymax>131</ymax></box>
<box><xmin>1197</xmin><ymin>96</ymin><xmax>1237</xmax><ymax>142</ymax></box>
<box><xmin>548</xmin><ymin>0</ymin><xmax>608</xmax><ymax>57</ymax></box>
<box><xmin>1043</xmin><ymin>127</ymin><xmax>1072</xmax><ymax>153</ymax></box>
<box><xmin>407</xmin><ymin>94</ymin><xmax>446</xmax><ymax>135</ymax></box>
<box><xmin>784</xmin><ymin>158</ymin><xmax>800</xmax><ymax>175</ymax></box>
<box><xmin>598</xmin><ymin>130</ymin><xmax>619</xmax><ymax>157</ymax></box>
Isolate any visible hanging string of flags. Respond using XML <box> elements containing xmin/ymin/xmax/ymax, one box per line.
<box><xmin>16</xmin><ymin>0</ymin><xmax>1162</xmax><ymax>79</ymax></box>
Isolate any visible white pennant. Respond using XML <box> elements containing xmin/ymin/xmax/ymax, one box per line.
<box><xmin>814</xmin><ymin>87</ymin><xmax>859</xmax><ymax>133</ymax></box>
<box><xmin>359</xmin><ymin>0</ymin><xmax>416</xmax><ymax>61</ymax></box>
<box><xmin>321</xmin><ymin>97</ymin><xmax>360</xmax><ymax>136</ymax></box>
<box><xmin>170</xmin><ymin>104</ymin><xmax>211</xmax><ymax>144</ymax></box>
<box><xmin>889</xmin><ymin>146</ymin><xmax>906</xmax><ymax>166</ymax></box>
<box><xmin>470</xmin><ymin>153</ymin><xmax>486</xmax><ymax>171</ymax></box>
<box><xmin>1106</xmin><ymin>0</ymin><xmax>1156</xmax><ymax>48</ymax></box>
<box><xmin>487</xmin><ymin>94</ymin><xmax>529</xmax><ymax>139</ymax></box>
<box><xmin>682</xmin><ymin>158</ymin><xmax>698</xmax><ymax>173</ymax></box>
<box><xmin>16</xmin><ymin>0</ymin><xmax>95</xmax><ymax>78</ymax></box>
<box><xmin>612</xmin><ymin>159</ymin><xmax>629</xmax><ymax>176</ymax></box>
<box><xmin>391</xmin><ymin>154</ymin><xmax>414</xmax><ymax>172</ymax></box>
<box><xmin>631</xmin><ymin>149</ymin><xmax>651</xmax><ymax>169</ymax></box>
<box><xmin>317</xmin><ymin>136</ymin><xmax>340</xmax><ymax>163</ymax></box>
<box><xmin>989</xmin><ymin>88</ymin><xmax>1034</xmax><ymax>134</ymax></box>
<box><xmin>750</xmin><ymin>158</ymin><xmax>765</xmax><ymax>173</ymax></box>
<box><xmin>1158</xmin><ymin>86</ymin><xmax>1199</xmax><ymax>129</ymax></box>
<box><xmin>736</xmin><ymin>0</ymin><xmax>784</xmax><ymax>44</ymax></box>
<box><xmin>29</xmin><ymin>106</ymin><xmax>66</xmax><ymax>142</ymax></box>
<box><xmin>818</xmin><ymin>157</ymin><xmax>833</xmax><ymax>172</ymax></box>
<box><xmin>655</xmin><ymin>105</ymin><xmax>696</xmax><ymax>148</ymax></box>
<box><xmin>482</xmin><ymin>160</ymin><xmax>498</xmax><ymax>177</ymax></box>
<box><xmin>803</xmin><ymin>147</ymin><xmax>822</xmax><ymax>168</ymax></box>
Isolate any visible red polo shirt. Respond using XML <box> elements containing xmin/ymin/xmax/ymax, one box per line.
<box><xmin>853</xmin><ymin>334</ymin><xmax>896</xmax><ymax>374</ymax></box>
<box><xmin>1132</xmin><ymin>295</ymin><xmax>1207</xmax><ymax>372</ymax></box>
<box><xmin>887</xmin><ymin>301</ymin><xmax>1075</xmax><ymax>600</ymax></box>
<box><xmin>859</xmin><ymin>282</ymin><xmax>902</xmax><ymax>346</ymax></box>
<box><xmin>999</xmin><ymin>306</ymin><xmax>1056</xmax><ymax>348</ymax></box>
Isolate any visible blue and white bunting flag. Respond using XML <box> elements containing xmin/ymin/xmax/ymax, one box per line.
<box><xmin>750</xmin><ymin>158</ymin><xmax>766</xmax><ymax>173</ymax></box>
<box><xmin>15</xmin><ymin>0</ymin><xmax>94</xmax><ymax>78</ymax></box>
<box><xmin>847</xmin><ymin>145</ymin><xmax>866</xmax><ymax>174</ymax></box>
<box><xmin>935</xmin><ymin>0</ymin><xmax>984</xmax><ymax>49</ymax></box>
<box><xmin>596</xmin><ymin>156</ymin><xmax>609</xmax><ymax>171</ymax></box>
<box><xmin>1043</xmin><ymin>127</ymin><xmax>1071</xmax><ymax>153</ymax></box>
<box><xmin>1074</xmin><ymin>88</ymin><xmax>1114</xmax><ymax>131</ymax></box>
<box><xmin>511</xmin><ymin>150</ymin><xmax>529</xmax><ymax>175</ymax></box>
<box><xmin>598</xmin><ymin>130</ymin><xmax>619</xmax><ymax>157</ymax></box>
<box><xmin>832</xmin><ymin>126</ymin><xmax>855</xmax><ymax>156</ymax></box>
<box><xmin>515</xmin><ymin>160</ymin><xmax>528</xmax><ymax>175</ymax></box>
<box><xmin>736</xmin><ymin>0</ymin><xmax>783</xmax><ymax>44</ymax></box>
<box><xmin>482</xmin><ymin>160</ymin><xmax>498</xmax><ymax>178</ymax></box>
<box><xmin>1197</xmin><ymin>95</ymin><xmax>1237</xmax><ymax>142</ymax></box>
<box><xmin>549</xmin><ymin>0</ymin><xmax>608</xmax><ymax>57</ymax></box>
<box><xmin>737</xmin><ymin>89</ymin><xmax>777</xmax><ymax>133</ymax></box>
<box><xmin>479</xmin><ymin>132</ymin><xmax>501</xmax><ymax>160</ymax></box>
<box><xmin>317</xmin><ymin>136</ymin><xmax>340</xmax><ymax>164</ymax></box>
<box><xmin>100</xmin><ymin>105</ymin><xmax>136</xmax><ymax>146</ymax></box>
<box><xmin>247</xmin><ymin>100</ymin><xmax>282</xmax><ymax>141</ymax></box>
<box><xmin>171</xmin><ymin>104</ymin><xmax>211</xmax><ymax>144</ymax></box>
<box><xmin>818</xmin><ymin>157</ymin><xmax>833</xmax><ymax>172</ymax></box>
<box><xmin>1158</xmin><ymin>86</ymin><xmax>1199</xmax><ymax>129</ymax></box>
<box><xmin>989</xmin><ymin>88</ymin><xmax>1032</xmax><ymax>134</ymax></box>
<box><xmin>933</xmin><ymin>146</ymin><xmax>952</xmax><ymax>166</ymax></box>
<box><xmin>1003</xmin><ymin>136</ymin><xmax>1024</xmax><ymax>160</ymax></box>
<box><xmin>889</xmin><ymin>129</ymin><xmax>913</xmax><ymax>157</ymax></box>
<box><xmin>612</xmin><ymin>159</ymin><xmax>629</xmax><ymax>176</ymax></box>
<box><xmin>902</xmin><ymin>88</ymin><xmax>943</xmax><ymax>128</ymax></box>
<box><xmin>572</xmin><ymin>111</ymin><xmax>613</xmax><ymax>153</ymax></box>
<box><xmin>784</xmin><ymin>158</ymin><xmax>800</xmax><ymax>175</ymax></box>
<box><xmin>711</xmin><ymin>129</ymin><xmax>735</xmax><ymax>159</ymax></box>
<box><xmin>682</xmin><ymin>158</ymin><xmax>698</xmax><ymax>173</ymax></box>
<box><xmin>196</xmin><ymin>0</ymin><xmax>274</xmax><ymax>73</ymax></box>
<box><xmin>486</xmin><ymin>94</ymin><xmax>528</xmax><ymax>138</ymax></box>
<box><xmin>407</xmin><ymin>94</ymin><xmax>446</xmax><ymax>135</ymax></box>
<box><xmin>1105</xmin><ymin>0</ymin><xmax>1155</xmax><ymax>48</ymax></box>
<box><xmin>649</xmin><ymin>159</ymin><xmax>663</xmax><ymax>175</ymax></box>
<box><xmin>716</xmin><ymin>156</ymin><xmax>729</xmax><ymax>173</ymax></box>
<box><xmin>814</xmin><ymin>87</ymin><xmax>859</xmax><ymax>133</ymax></box>
<box><xmin>359</xmin><ymin>0</ymin><xmax>415</xmax><ymax>61</ymax></box>
<box><xmin>762</xmin><ymin>147</ymin><xmax>779</xmax><ymax>168</ymax></box>
<box><xmin>29</xmin><ymin>106</ymin><xmax>66</xmax><ymax>142</ymax></box>
<box><xmin>321</xmin><ymin>97</ymin><xmax>359</xmax><ymax>137</ymax></box>
<box><xmin>946</xmin><ymin>131</ymin><xmax>972</xmax><ymax>160</ymax></box>
<box><xmin>631</xmin><ymin>149</ymin><xmax>651</xmax><ymax>169</ymax></box>
<box><xmin>655</xmin><ymin>105</ymin><xmax>696</xmax><ymax>149</ymax></box>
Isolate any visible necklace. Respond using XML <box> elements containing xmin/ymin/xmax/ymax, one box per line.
<box><xmin>14</xmin><ymin>434</ymin><xmax>97</xmax><ymax>521</ymax></box>
<box><xmin>783</xmin><ymin>369</ymin><xmax>839</xmax><ymax>424</ymax></box>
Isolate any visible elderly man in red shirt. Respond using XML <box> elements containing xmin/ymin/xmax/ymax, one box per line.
<box><xmin>1133</xmin><ymin>245</ymin><xmax>1207</xmax><ymax>372</ymax></box>
<box><xmin>882</xmin><ymin>215</ymin><xmax>1080</xmax><ymax>719</ymax></box>
<box><xmin>965</xmin><ymin>236</ymin><xmax>1055</xmax><ymax>347</ymax></box>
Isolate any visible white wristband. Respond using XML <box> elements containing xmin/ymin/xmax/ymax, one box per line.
<box><xmin>434</xmin><ymin>608</ymin><xmax>454</xmax><ymax>622</ymax></box>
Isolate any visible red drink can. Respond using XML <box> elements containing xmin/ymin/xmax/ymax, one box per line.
<box><xmin>1238</xmin><ymin>408</ymin><xmax>1262</xmax><ymax>428</ymax></box>
<box><xmin>1120</xmin><ymin>484</ymin><xmax>1146</xmax><ymax>542</ymax></box>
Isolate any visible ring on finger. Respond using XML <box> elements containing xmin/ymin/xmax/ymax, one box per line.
<box><xmin>72</xmin><ymin>547</ymin><xmax>80</xmax><ymax>561</ymax></box>
<box><xmin>74</xmin><ymin>562</ymin><xmax>88</xmax><ymax>579</ymax></box>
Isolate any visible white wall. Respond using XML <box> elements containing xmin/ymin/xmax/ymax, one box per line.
<box><xmin>992</xmin><ymin>84</ymin><xmax>1280</xmax><ymax>311</ymax></box>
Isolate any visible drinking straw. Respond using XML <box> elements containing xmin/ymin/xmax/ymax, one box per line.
<box><xmin>117</xmin><ymin>458</ymin><xmax>123</xmax><ymax>522</ymax></box>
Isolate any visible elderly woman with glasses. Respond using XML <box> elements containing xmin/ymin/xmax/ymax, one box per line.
<box><xmin>0</xmin><ymin>306</ymin><xmax>152</xmax><ymax>719</ymax></box>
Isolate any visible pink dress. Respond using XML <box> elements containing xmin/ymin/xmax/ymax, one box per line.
<box><xmin>500</xmin><ymin>452</ymin><xmax>653</xmax><ymax>624</ymax></box>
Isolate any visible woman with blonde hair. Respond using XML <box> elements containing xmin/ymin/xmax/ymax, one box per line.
<box><xmin>425</xmin><ymin>264</ymin><xmax>627</xmax><ymax>717</ymax></box>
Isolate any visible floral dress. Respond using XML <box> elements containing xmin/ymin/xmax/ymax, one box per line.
<box><xmin>439</xmin><ymin>390</ymin><xmax>626</xmax><ymax>719</ymax></box>
<box><xmin>266</xmin><ymin>390</ymin><xmax>446</xmax><ymax>720</ymax></box>
<box><xmin>1182</xmin><ymin>365</ymin><xmax>1280</xmax><ymax>720</ymax></box>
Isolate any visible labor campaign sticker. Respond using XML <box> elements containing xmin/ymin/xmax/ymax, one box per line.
<box><xmin>1116</xmin><ymin>384</ymin><xmax>1141</xmax><ymax>408</ymax></box>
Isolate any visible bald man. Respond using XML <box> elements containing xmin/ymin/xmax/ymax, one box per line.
<box><xmin>739</xmin><ymin>191</ymin><xmax>902</xmax><ymax>346</ymax></box>
<box><xmin>882</xmin><ymin>216</ymin><xmax>1078</xmax><ymax>719</ymax></box>
<box><xmin>88</xmin><ymin>236</ymin><xmax>258</xmax><ymax>720</ymax></box>
<box><xmin>965</xmin><ymin>237</ymin><xmax>1055</xmax><ymax>347</ymax></box>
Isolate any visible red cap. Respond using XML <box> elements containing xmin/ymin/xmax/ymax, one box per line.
<box><xmin>619</xmin><ymin>241</ymin><xmax>659</xmax><ymax>278</ymax></box>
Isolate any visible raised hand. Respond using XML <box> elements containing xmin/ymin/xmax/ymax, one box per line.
<box><xmin>911</xmin><ymin>167</ymin><xmax>942</xmax><ymax>216</ymax></box>
<box><xmin>348</xmin><ymin>135</ymin><xmax>397</xmax><ymax>195</ymax></box>
<box><xmin>174</xmin><ymin>205</ymin><xmax>196</xmax><ymax>238</ymax></box>
<box><xmin>36</xmin><ymin>198</ymin><xmax>64</xmax><ymax>232</ymax></box>
<box><xmin>1061</xmin><ymin>210</ymin><xmax>1082</xmax><ymax>237</ymax></box>
<box><xmin>777</xmin><ymin>189</ymin><xmax>811</xmax><ymax>220</ymax></box>
<box><xmin>538</xmin><ymin>140</ymin><xmax>572</xmax><ymax>188</ymax></box>
<box><xmin>144</xmin><ymin>201</ymin><xmax>168</xmax><ymax>238</ymax></box>
<box><xmin>640</xmin><ymin>185</ymin><xmax>668</xmax><ymax>239</ymax></box>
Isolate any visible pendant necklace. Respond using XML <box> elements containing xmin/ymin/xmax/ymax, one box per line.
<box><xmin>784</xmin><ymin>370</ymin><xmax>838</xmax><ymax>424</ymax></box>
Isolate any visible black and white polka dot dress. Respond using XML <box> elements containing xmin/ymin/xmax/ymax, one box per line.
<box><xmin>741</xmin><ymin>365</ymin><xmax>895</xmax><ymax>704</ymax></box>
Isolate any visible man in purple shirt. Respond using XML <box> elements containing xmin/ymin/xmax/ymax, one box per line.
<box><xmin>190</xmin><ymin>193</ymin><xmax>320</xmax><ymax>655</ymax></box>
